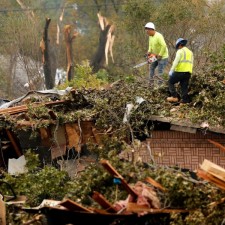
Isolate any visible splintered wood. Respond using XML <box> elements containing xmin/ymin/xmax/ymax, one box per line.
<box><xmin>197</xmin><ymin>159</ymin><xmax>225</xmax><ymax>190</ymax></box>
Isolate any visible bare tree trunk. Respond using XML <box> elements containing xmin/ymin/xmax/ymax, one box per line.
<box><xmin>91</xmin><ymin>13</ymin><xmax>115</xmax><ymax>73</ymax></box>
<box><xmin>40</xmin><ymin>18</ymin><xmax>55</xmax><ymax>89</ymax></box>
<box><xmin>64</xmin><ymin>25</ymin><xmax>77</xmax><ymax>81</ymax></box>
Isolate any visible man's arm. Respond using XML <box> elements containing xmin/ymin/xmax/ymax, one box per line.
<box><xmin>170</xmin><ymin>50</ymin><xmax>182</xmax><ymax>71</ymax></box>
<box><xmin>158</xmin><ymin>35</ymin><xmax>167</xmax><ymax>57</ymax></box>
<box><xmin>148</xmin><ymin>37</ymin><xmax>152</xmax><ymax>53</ymax></box>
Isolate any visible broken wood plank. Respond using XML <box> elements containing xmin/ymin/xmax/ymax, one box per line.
<box><xmin>126</xmin><ymin>202</ymin><xmax>190</xmax><ymax>214</ymax></box>
<box><xmin>200</xmin><ymin>159</ymin><xmax>225</xmax><ymax>181</ymax></box>
<box><xmin>145</xmin><ymin>177</ymin><xmax>166</xmax><ymax>192</ymax></box>
<box><xmin>208</xmin><ymin>197</ymin><xmax>225</xmax><ymax>207</ymax></box>
<box><xmin>59</xmin><ymin>199</ymin><xmax>93</xmax><ymax>213</ymax></box>
<box><xmin>100</xmin><ymin>159</ymin><xmax>138</xmax><ymax>198</ymax></box>
<box><xmin>0</xmin><ymin>100</ymin><xmax>67</xmax><ymax>116</ymax></box>
<box><xmin>197</xmin><ymin>169</ymin><xmax>225</xmax><ymax>190</ymax></box>
<box><xmin>92</xmin><ymin>191</ymin><xmax>117</xmax><ymax>213</ymax></box>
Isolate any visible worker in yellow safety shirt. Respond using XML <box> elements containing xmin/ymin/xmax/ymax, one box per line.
<box><xmin>145</xmin><ymin>22</ymin><xmax>169</xmax><ymax>84</ymax></box>
<box><xmin>167</xmin><ymin>38</ymin><xmax>193</xmax><ymax>104</ymax></box>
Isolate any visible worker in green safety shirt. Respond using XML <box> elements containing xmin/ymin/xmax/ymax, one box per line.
<box><xmin>167</xmin><ymin>38</ymin><xmax>194</xmax><ymax>104</ymax></box>
<box><xmin>145</xmin><ymin>22</ymin><xmax>169</xmax><ymax>85</ymax></box>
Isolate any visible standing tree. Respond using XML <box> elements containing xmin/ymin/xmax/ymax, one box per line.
<box><xmin>64</xmin><ymin>25</ymin><xmax>78</xmax><ymax>81</ymax></box>
<box><xmin>40</xmin><ymin>18</ymin><xmax>55</xmax><ymax>89</ymax></box>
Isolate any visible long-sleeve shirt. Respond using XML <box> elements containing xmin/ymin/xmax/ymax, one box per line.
<box><xmin>148</xmin><ymin>32</ymin><xmax>169</xmax><ymax>59</ymax></box>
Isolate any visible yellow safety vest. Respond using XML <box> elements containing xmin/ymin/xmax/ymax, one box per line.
<box><xmin>175</xmin><ymin>47</ymin><xmax>193</xmax><ymax>73</ymax></box>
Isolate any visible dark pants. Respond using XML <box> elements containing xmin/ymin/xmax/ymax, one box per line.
<box><xmin>168</xmin><ymin>72</ymin><xmax>191</xmax><ymax>103</ymax></box>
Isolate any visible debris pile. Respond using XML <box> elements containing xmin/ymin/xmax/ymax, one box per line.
<box><xmin>0</xmin><ymin>62</ymin><xmax>224</xmax><ymax>224</ymax></box>
<box><xmin>2</xmin><ymin>156</ymin><xmax>225</xmax><ymax>225</ymax></box>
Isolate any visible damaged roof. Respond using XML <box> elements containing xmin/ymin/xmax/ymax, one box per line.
<box><xmin>0</xmin><ymin>78</ymin><xmax>224</xmax><ymax>135</ymax></box>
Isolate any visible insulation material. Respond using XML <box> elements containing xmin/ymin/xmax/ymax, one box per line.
<box><xmin>8</xmin><ymin>155</ymin><xmax>27</xmax><ymax>175</ymax></box>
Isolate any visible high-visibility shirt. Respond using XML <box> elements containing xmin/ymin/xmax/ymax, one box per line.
<box><xmin>171</xmin><ymin>47</ymin><xmax>193</xmax><ymax>73</ymax></box>
<box><xmin>148</xmin><ymin>32</ymin><xmax>169</xmax><ymax>59</ymax></box>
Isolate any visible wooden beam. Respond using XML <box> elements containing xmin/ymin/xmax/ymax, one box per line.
<box><xmin>92</xmin><ymin>191</ymin><xmax>117</xmax><ymax>213</ymax></box>
<box><xmin>100</xmin><ymin>159</ymin><xmax>138</xmax><ymax>198</ymax></box>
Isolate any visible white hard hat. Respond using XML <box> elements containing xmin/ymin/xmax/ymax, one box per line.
<box><xmin>145</xmin><ymin>22</ymin><xmax>155</xmax><ymax>30</ymax></box>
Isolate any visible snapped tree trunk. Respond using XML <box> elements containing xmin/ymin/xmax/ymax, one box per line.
<box><xmin>91</xmin><ymin>13</ymin><xmax>115</xmax><ymax>73</ymax></box>
<box><xmin>64</xmin><ymin>25</ymin><xmax>77</xmax><ymax>82</ymax></box>
<box><xmin>40</xmin><ymin>18</ymin><xmax>55</xmax><ymax>89</ymax></box>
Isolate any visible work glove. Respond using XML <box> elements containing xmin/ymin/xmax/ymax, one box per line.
<box><xmin>169</xmin><ymin>70</ymin><xmax>174</xmax><ymax>77</ymax></box>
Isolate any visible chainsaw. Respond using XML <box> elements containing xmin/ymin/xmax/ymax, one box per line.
<box><xmin>133</xmin><ymin>53</ymin><xmax>157</xmax><ymax>69</ymax></box>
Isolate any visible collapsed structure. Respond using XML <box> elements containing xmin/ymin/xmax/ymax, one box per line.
<box><xmin>0</xmin><ymin>78</ymin><xmax>225</xmax><ymax>224</ymax></box>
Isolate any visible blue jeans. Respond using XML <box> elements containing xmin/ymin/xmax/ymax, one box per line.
<box><xmin>149</xmin><ymin>58</ymin><xmax>168</xmax><ymax>82</ymax></box>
